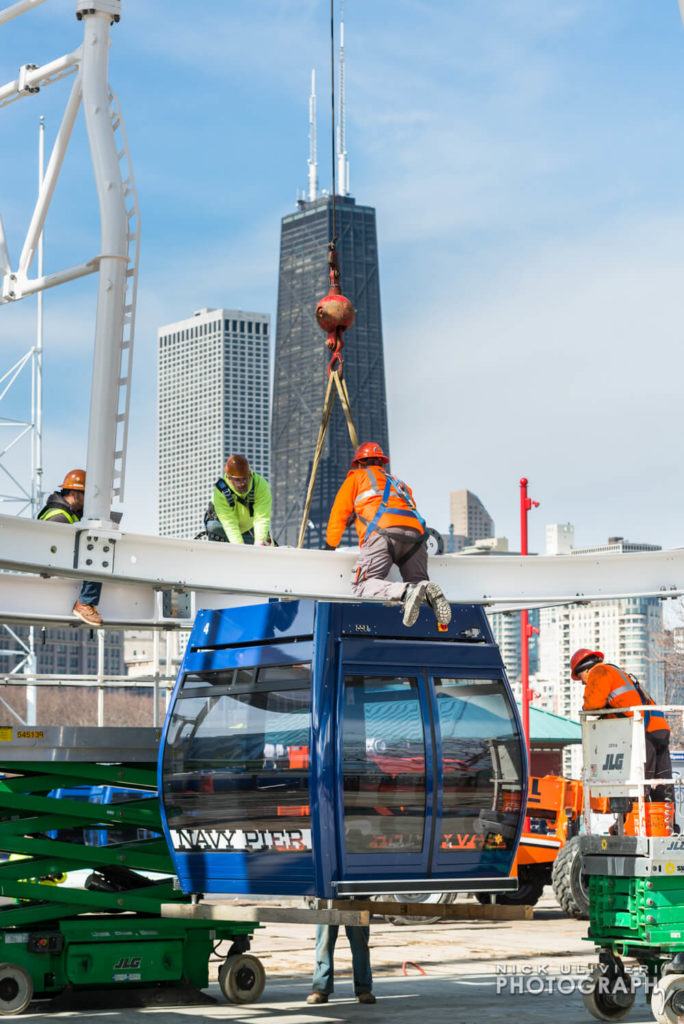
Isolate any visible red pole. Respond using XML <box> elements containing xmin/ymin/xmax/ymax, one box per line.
<box><xmin>519</xmin><ymin>478</ymin><xmax>539</xmax><ymax>767</ymax></box>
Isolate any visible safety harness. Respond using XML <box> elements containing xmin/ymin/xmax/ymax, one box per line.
<box><xmin>215</xmin><ymin>477</ymin><xmax>256</xmax><ymax>516</ymax></box>
<box><xmin>604</xmin><ymin>663</ymin><xmax>665</xmax><ymax>731</ymax></box>
<box><xmin>355</xmin><ymin>468</ymin><xmax>427</xmax><ymax>567</ymax></box>
<box><xmin>204</xmin><ymin>477</ymin><xmax>260</xmax><ymax>542</ymax></box>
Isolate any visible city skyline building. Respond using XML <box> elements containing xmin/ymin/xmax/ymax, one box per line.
<box><xmin>537</xmin><ymin>526</ymin><xmax>665</xmax><ymax>775</ymax></box>
<box><xmin>157</xmin><ymin>307</ymin><xmax>270</xmax><ymax>540</ymax></box>
<box><xmin>0</xmin><ymin>628</ymin><xmax>123</xmax><ymax>679</ymax></box>
<box><xmin>449</xmin><ymin>489</ymin><xmax>494</xmax><ymax>548</ymax></box>
<box><xmin>488</xmin><ymin>608</ymin><xmax>539</xmax><ymax>683</ymax></box>
<box><xmin>271</xmin><ymin>196</ymin><xmax>389</xmax><ymax>547</ymax></box>
<box><xmin>271</xmin><ymin>18</ymin><xmax>389</xmax><ymax>547</ymax></box>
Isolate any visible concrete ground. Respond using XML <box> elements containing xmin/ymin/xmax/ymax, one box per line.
<box><xmin>18</xmin><ymin>893</ymin><xmax>654</xmax><ymax>1024</ymax></box>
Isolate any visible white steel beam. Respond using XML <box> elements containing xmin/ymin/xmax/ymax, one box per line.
<box><xmin>0</xmin><ymin>572</ymin><xmax>254</xmax><ymax>629</ymax></box>
<box><xmin>12</xmin><ymin>259</ymin><xmax>98</xmax><ymax>298</ymax></box>
<box><xmin>0</xmin><ymin>515</ymin><xmax>683</xmax><ymax>608</ymax></box>
<box><xmin>0</xmin><ymin>50</ymin><xmax>80</xmax><ymax>107</ymax></box>
<box><xmin>79</xmin><ymin>0</ymin><xmax>128</xmax><ymax>525</ymax></box>
<box><xmin>0</xmin><ymin>0</ymin><xmax>49</xmax><ymax>28</ymax></box>
<box><xmin>17</xmin><ymin>74</ymin><xmax>82</xmax><ymax>279</ymax></box>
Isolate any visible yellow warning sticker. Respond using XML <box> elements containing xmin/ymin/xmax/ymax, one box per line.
<box><xmin>600</xmin><ymin>838</ymin><xmax>608</xmax><ymax>850</ymax></box>
<box><xmin>0</xmin><ymin>728</ymin><xmax>12</xmax><ymax>742</ymax></box>
<box><xmin>16</xmin><ymin>730</ymin><xmax>44</xmax><ymax>740</ymax></box>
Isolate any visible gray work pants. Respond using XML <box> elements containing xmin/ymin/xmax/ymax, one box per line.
<box><xmin>351</xmin><ymin>528</ymin><xmax>428</xmax><ymax>601</ymax></box>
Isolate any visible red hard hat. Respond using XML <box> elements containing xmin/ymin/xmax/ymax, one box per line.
<box><xmin>351</xmin><ymin>442</ymin><xmax>389</xmax><ymax>468</ymax></box>
<box><xmin>224</xmin><ymin>454</ymin><xmax>250</xmax><ymax>478</ymax></box>
<box><xmin>60</xmin><ymin>468</ymin><xmax>86</xmax><ymax>492</ymax></box>
<box><xmin>570</xmin><ymin>648</ymin><xmax>604</xmax><ymax>680</ymax></box>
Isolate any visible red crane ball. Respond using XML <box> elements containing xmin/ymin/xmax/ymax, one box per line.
<box><xmin>315</xmin><ymin>290</ymin><xmax>356</xmax><ymax>334</ymax></box>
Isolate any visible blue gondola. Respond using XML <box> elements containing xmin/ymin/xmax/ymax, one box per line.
<box><xmin>159</xmin><ymin>599</ymin><xmax>527</xmax><ymax>899</ymax></box>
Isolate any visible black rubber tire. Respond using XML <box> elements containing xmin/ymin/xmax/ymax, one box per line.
<box><xmin>0</xmin><ymin>963</ymin><xmax>33</xmax><ymax>1015</ymax></box>
<box><xmin>219</xmin><ymin>954</ymin><xmax>266</xmax><ymax>1004</ymax></box>
<box><xmin>582</xmin><ymin>967</ymin><xmax>635</xmax><ymax>1022</ymax></box>
<box><xmin>552</xmin><ymin>835</ymin><xmax>590</xmax><ymax>919</ymax></box>
<box><xmin>475</xmin><ymin>877</ymin><xmax>545</xmax><ymax>907</ymax></box>
<box><xmin>385</xmin><ymin>892</ymin><xmax>455</xmax><ymax>926</ymax></box>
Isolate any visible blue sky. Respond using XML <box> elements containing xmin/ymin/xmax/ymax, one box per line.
<box><xmin>2</xmin><ymin>0</ymin><xmax>684</xmax><ymax>551</ymax></box>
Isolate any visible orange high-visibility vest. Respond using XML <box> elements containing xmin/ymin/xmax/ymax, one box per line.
<box><xmin>583</xmin><ymin>663</ymin><xmax>669</xmax><ymax>733</ymax></box>
<box><xmin>326</xmin><ymin>465</ymin><xmax>425</xmax><ymax>548</ymax></box>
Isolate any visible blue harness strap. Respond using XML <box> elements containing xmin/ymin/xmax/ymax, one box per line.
<box><xmin>215</xmin><ymin>477</ymin><xmax>255</xmax><ymax>517</ymax></box>
<box><xmin>605</xmin><ymin>664</ymin><xmax>656</xmax><ymax>728</ymax></box>
<box><xmin>361</xmin><ymin>469</ymin><xmax>426</xmax><ymax>541</ymax></box>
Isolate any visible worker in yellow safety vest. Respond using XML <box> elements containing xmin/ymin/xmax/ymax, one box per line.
<box><xmin>37</xmin><ymin>469</ymin><xmax>103</xmax><ymax>627</ymax></box>
<box><xmin>204</xmin><ymin>454</ymin><xmax>273</xmax><ymax>545</ymax></box>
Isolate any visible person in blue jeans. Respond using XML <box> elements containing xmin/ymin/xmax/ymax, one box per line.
<box><xmin>306</xmin><ymin>924</ymin><xmax>375</xmax><ymax>1004</ymax></box>
<box><xmin>37</xmin><ymin>469</ymin><xmax>103</xmax><ymax>626</ymax></box>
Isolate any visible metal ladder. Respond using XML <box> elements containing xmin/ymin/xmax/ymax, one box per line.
<box><xmin>108</xmin><ymin>90</ymin><xmax>140</xmax><ymax>504</ymax></box>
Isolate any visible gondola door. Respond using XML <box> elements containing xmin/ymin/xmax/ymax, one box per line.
<box><xmin>428</xmin><ymin>674</ymin><xmax>525</xmax><ymax>880</ymax></box>
<box><xmin>335</xmin><ymin>662</ymin><xmax>436</xmax><ymax>893</ymax></box>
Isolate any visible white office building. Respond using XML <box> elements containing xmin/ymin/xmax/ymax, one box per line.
<box><xmin>158</xmin><ymin>307</ymin><xmax>270</xmax><ymax>539</ymax></box>
<box><xmin>539</xmin><ymin>526</ymin><xmax>665</xmax><ymax>776</ymax></box>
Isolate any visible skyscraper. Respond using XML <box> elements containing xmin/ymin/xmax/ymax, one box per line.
<box><xmin>270</xmin><ymin>23</ymin><xmax>389</xmax><ymax>548</ymax></box>
<box><xmin>537</xmin><ymin>528</ymin><xmax>664</xmax><ymax>776</ymax></box>
<box><xmin>158</xmin><ymin>307</ymin><xmax>270</xmax><ymax>539</ymax></box>
<box><xmin>271</xmin><ymin>199</ymin><xmax>388</xmax><ymax>548</ymax></box>
<box><xmin>449</xmin><ymin>490</ymin><xmax>494</xmax><ymax>547</ymax></box>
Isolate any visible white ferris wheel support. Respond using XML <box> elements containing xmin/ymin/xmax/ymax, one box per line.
<box><xmin>0</xmin><ymin>0</ymin><xmax>138</xmax><ymax>524</ymax></box>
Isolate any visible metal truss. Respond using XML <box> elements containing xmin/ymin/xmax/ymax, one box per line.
<box><xmin>0</xmin><ymin>515</ymin><xmax>683</xmax><ymax>628</ymax></box>
<box><xmin>0</xmin><ymin>571</ymin><xmax>253</xmax><ymax>629</ymax></box>
<box><xmin>0</xmin><ymin>0</ymin><xmax>137</xmax><ymax>518</ymax></box>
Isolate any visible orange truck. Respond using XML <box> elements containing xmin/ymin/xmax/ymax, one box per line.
<box><xmin>477</xmin><ymin>774</ymin><xmax>588</xmax><ymax>917</ymax></box>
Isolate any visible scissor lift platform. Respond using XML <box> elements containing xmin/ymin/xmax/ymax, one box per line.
<box><xmin>0</xmin><ymin>727</ymin><xmax>263</xmax><ymax>1015</ymax></box>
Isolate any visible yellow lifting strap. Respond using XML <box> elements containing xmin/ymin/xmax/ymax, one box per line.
<box><xmin>296</xmin><ymin>368</ymin><xmax>358</xmax><ymax>549</ymax></box>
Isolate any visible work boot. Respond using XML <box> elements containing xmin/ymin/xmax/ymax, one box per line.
<box><xmin>402</xmin><ymin>581</ymin><xmax>429</xmax><ymax>627</ymax></box>
<box><xmin>425</xmin><ymin>582</ymin><xmax>452</xmax><ymax>626</ymax></box>
<box><xmin>306</xmin><ymin>992</ymin><xmax>329</xmax><ymax>1004</ymax></box>
<box><xmin>72</xmin><ymin>602</ymin><xmax>103</xmax><ymax>627</ymax></box>
<box><xmin>358</xmin><ymin>992</ymin><xmax>376</xmax><ymax>1004</ymax></box>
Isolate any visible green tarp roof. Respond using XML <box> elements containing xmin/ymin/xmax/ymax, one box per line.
<box><xmin>527</xmin><ymin>705</ymin><xmax>582</xmax><ymax>745</ymax></box>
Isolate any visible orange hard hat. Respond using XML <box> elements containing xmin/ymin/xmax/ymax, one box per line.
<box><xmin>224</xmin><ymin>454</ymin><xmax>250</xmax><ymax>478</ymax></box>
<box><xmin>60</xmin><ymin>468</ymin><xmax>86</xmax><ymax>492</ymax></box>
<box><xmin>351</xmin><ymin>442</ymin><xmax>389</xmax><ymax>468</ymax></box>
<box><xmin>570</xmin><ymin>648</ymin><xmax>604</xmax><ymax>680</ymax></box>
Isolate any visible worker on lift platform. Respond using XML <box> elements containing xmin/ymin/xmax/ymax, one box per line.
<box><xmin>325</xmin><ymin>441</ymin><xmax>451</xmax><ymax>628</ymax></box>
<box><xmin>37</xmin><ymin>469</ymin><xmax>103</xmax><ymax>627</ymax></box>
<box><xmin>571</xmin><ymin>647</ymin><xmax>673</xmax><ymax>803</ymax></box>
<box><xmin>204</xmin><ymin>454</ymin><xmax>273</xmax><ymax>545</ymax></box>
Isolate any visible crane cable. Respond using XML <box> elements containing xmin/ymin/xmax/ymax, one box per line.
<box><xmin>297</xmin><ymin>0</ymin><xmax>359</xmax><ymax>549</ymax></box>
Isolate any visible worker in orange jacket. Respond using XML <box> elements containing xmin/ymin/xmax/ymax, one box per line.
<box><xmin>571</xmin><ymin>648</ymin><xmax>673</xmax><ymax>803</ymax></box>
<box><xmin>325</xmin><ymin>442</ymin><xmax>451</xmax><ymax>629</ymax></box>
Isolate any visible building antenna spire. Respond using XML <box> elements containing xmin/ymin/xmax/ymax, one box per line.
<box><xmin>336</xmin><ymin>3</ymin><xmax>349</xmax><ymax>196</ymax></box>
<box><xmin>307</xmin><ymin>68</ymin><xmax>318</xmax><ymax>202</ymax></box>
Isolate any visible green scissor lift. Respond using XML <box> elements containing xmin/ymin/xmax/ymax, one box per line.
<box><xmin>579</xmin><ymin>709</ymin><xmax>684</xmax><ymax>1024</ymax></box>
<box><xmin>581</xmin><ymin>834</ymin><xmax>684</xmax><ymax>1024</ymax></box>
<box><xmin>0</xmin><ymin>726</ymin><xmax>264</xmax><ymax>1015</ymax></box>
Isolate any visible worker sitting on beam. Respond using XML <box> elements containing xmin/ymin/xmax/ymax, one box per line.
<box><xmin>325</xmin><ymin>442</ymin><xmax>451</xmax><ymax>628</ymax></box>
<box><xmin>37</xmin><ymin>469</ymin><xmax>103</xmax><ymax>627</ymax></box>
<box><xmin>204</xmin><ymin>454</ymin><xmax>273</xmax><ymax>545</ymax></box>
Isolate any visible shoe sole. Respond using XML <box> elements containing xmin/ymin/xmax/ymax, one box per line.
<box><xmin>73</xmin><ymin>609</ymin><xmax>102</xmax><ymax>627</ymax></box>
<box><xmin>426</xmin><ymin>583</ymin><xmax>452</xmax><ymax>626</ymax></box>
<box><xmin>403</xmin><ymin>582</ymin><xmax>428</xmax><ymax>628</ymax></box>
